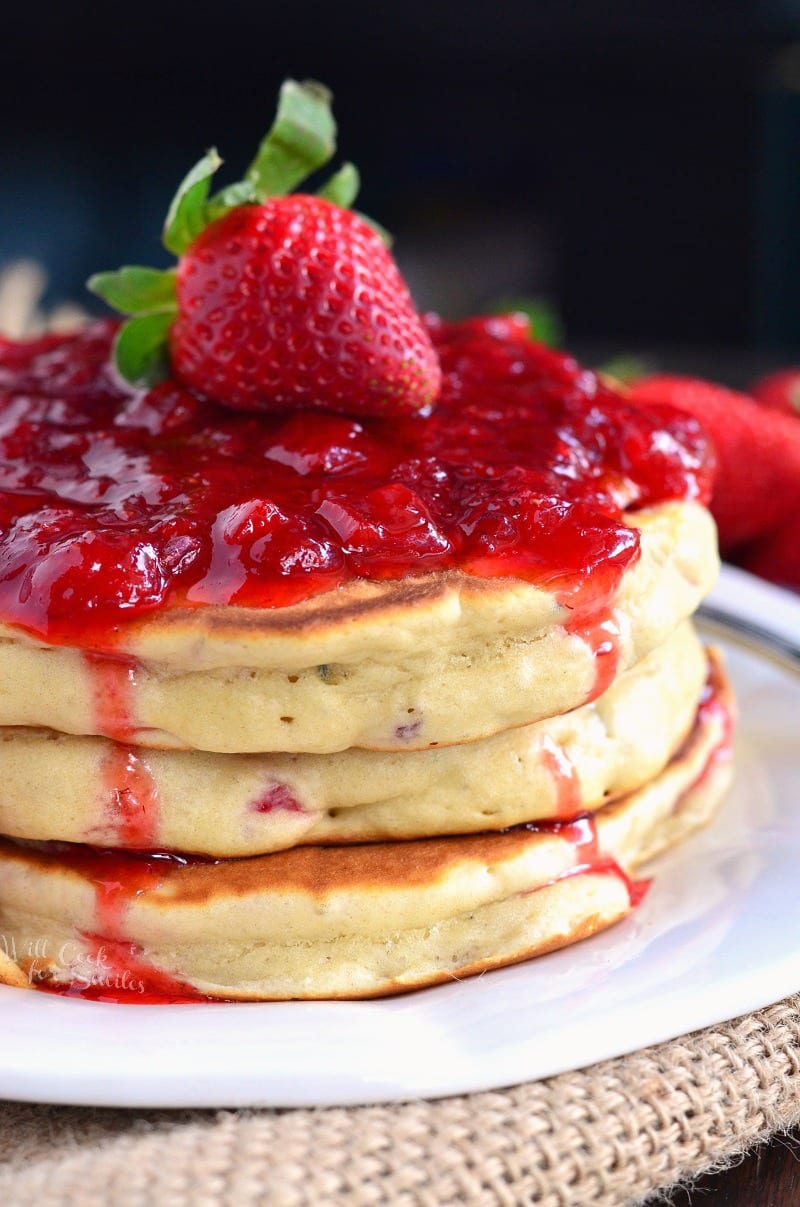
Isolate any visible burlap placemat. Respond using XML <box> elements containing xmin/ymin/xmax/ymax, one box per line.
<box><xmin>0</xmin><ymin>993</ymin><xmax>797</xmax><ymax>1206</ymax></box>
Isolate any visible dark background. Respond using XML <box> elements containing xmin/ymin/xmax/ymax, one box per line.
<box><xmin>2</xmin><ymin>0</ymin><xmax>800</xmax><ymax>358</ymax></box>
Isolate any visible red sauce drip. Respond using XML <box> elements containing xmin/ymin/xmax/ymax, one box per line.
<box><xmin>84</xmin><ymin>651</ymin><xmax>137</xmax><ymax>741</ymax></box>
<box><xmin>627</xmin><ymin>878</ymin><xmax>652</xmax><ymax>909</ymax></box>
<box><xmin>100</xmin><ymin>745</ymin><xmax>161</xmax><ymax>848</ymax></box>
<box><xmin>516</xmin><ymin>813</ymin><xmax>648</xmax><ymax>907</ymax></box>
<box><xmin>671</xmin><ymin>674</ymin><xmax>735</xmax><ymax>811</ymax></box>
<box><xmin>22</xmin><ymin>844</ymin><xmax>212</xmax><ymax>1003</ymax></box>
<box><xmin>539</xmin><ymin>736</ymin><xmax>582</xmax><ymax>817</ymax></box>
<box><xmin>566</xmin><ymin>611</ymin><xmax>622</xmax><ymax>702</ymax></box>
<box><xmin>72</xmin><ymin>847</ymin><xmax>183</xmax><ymax>936</ymax></box>
<box><xmin>40</xmin><ymin>941</ymin><xmax>207</xmax><ymax>1004</ymax></box>
<box><xmin>0</xmin><ymin>317</ymin><xmax>714</xmax><ymax>648</ymax></box>
<box><xmin>697</xmin><ymin>677</ymin><xmax>735</xmax><ymax>763</ymax></box>
<box><xmin>671</xmin><ymin>664</ymin><xmax>735</xmax><ymax>792</ymax></box>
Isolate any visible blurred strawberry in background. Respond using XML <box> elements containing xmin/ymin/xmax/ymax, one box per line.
<box><xmin>750</xmin><ymin>368</ymin><xmax>800</xmax><ymax>419</ymax></box>
<box><xmin>739</xmin><ymin>519</ymin><xmax>798</xmax><ymax>593</ymax></box>
<box><xmin>626</xmin><ymin>374</ymin><xmax>800</xmax><ymax>593</ymax></box>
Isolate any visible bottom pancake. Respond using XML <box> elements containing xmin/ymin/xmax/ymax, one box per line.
<box><xmin>0</xmin><ymin>652</ymin><xmax>733</xmax><ymax>1001</ymax></box>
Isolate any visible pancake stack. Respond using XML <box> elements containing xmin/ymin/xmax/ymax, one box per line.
<box><xmin>0</xmin><ymin>313</ymin><xmax>734</xmax><ymax>1001</ymax></box>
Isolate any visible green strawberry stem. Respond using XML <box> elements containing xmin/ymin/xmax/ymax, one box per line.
<box><xmin>243</xmin><ymin>80</ymin><xmax>335</xmax><ymax>200</ymax></box>
<box><xmin>87</xmin><ymin>78</ymin><xmax>384</xmax><ymax>388</ymax></box>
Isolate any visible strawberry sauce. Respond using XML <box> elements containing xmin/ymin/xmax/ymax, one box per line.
<box><xmin>515</xmin><ymin>813</ymin><xmax>649</xmax><ymax>906</ymax></box>
<box><xmin>673</xmin><ymin>665</ymin><xmax>735</xmax><ymax>802</ymax></box>
<box><xmin>84</xmin><ymin>651</ymin><xmax>138</xmax><ymax>741</ymax></box>
<box><xmin>566</xmin><ymin>611</ymin><xmax>623</xmax><ymax>701</ymax></box>
<box><xmin>29</xmin><ymin>845</ymin><xmax>209</xmax><ymax>1003</ymax></box>
<box><xmin>0</xmin><ymin>316</ymin><xmax>713</xmax><ymax>649</ymax></box>
<box><xmin>539</xmin><ymin>735</ymin><xmax>582</xmax><ymax>817</ymax></box>
<box><xmin>40</xmin><ymin>953</ymin><xmax>204</xmax><ymax>1004</ymax></box>
<box><xmin>100</xmin><ymin>744</ymin><xmax>161</xmax><ymax>848</ymax></box>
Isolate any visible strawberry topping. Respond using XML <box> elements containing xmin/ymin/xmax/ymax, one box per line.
<box><xmin>0</xmin><ymin>318</ymin><xmax>713</xmax><ymax>648</ymax></box>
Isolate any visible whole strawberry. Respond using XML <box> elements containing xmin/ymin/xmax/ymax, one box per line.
<box><xmin>89</xmin><ymin>80</ymin><xmax>440</xmax><ymax>419</ymax></box>
<box><xmin>170</xmin><ymin>196</ymin><xmax>438</xmax><ymax>415</ymax></box>
<box><xmin>627</xmin><ymin>374</ymin><xmax>800</xmax><ymax>550</ymax></box>
<box><xmin>749</xmin><ymin>367</ymin><xmax>800</xmax><ymax>419</ymax></box>
<box><xmin>740</xmin><ymin>518</ymin><xmax>799</xmax><ymax>593</ymax></box>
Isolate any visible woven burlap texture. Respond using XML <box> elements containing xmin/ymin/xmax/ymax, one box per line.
<box><xmin>0</xmin><ymin>994</ymin><xmax>798</xmax><ymax>1207</ymax></box>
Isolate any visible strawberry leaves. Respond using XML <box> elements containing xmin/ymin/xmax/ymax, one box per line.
<box><xmin>163</xmin><ymin>149</ymin><xmax>223</xmax><ymax>255</ymax></box>
<box><xmin>88</xmin><ymin>267</ymin><xmax>178</xmax><ymax>385</ymax></box>
<box><xmin>243</xmin><ymin>79</ymin><xmax>336</xmax><ymax>200</ymax></box>
<box><xmin>88</xmin><ymin>267</ymin><xmax>177</xmax><ymax>314</ymax></box>
<box><xmin>87</xmin><ymin>78</ymin><xmax>384</xmax><ymax>389</ymax></box>
<box><xmin>114</xmin><ymin>312</ymin><xmax>174</xmax><ymax>386</ymax></box>
<box><xmin>170</xmin><ymin>80</ymin><xmax>340</xmax><ymax>253</ymax></box>
<box><xmin>317</xmin><ymin>162</ymin><xmax>360</xmax><ymax>208</ymax></box>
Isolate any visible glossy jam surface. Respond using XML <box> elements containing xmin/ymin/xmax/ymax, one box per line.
<box><xmin>0</xmin><ymin>316</ymin><xmax>712</xmax><ymax>647</ymax></box>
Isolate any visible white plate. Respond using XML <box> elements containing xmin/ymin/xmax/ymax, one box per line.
<box><xmin>0</xmin><ymin>564</ymin><xmax>798</xmax><ymax>1109</ymax></box>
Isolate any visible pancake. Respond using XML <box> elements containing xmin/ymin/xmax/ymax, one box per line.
<box><xmin>0</xmin><ymin>650</ymin><xmax>733</xmax><ymax>1000</ymax></box>
<box><xmin>0</xmin><ymin>500</ymin><xmax>717</xmax><ymax>752</ymax></box>
<box><xmin>0</xmin><ymin>622</ymin><xmax>707</xmax><ymax>855</ymax></box>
